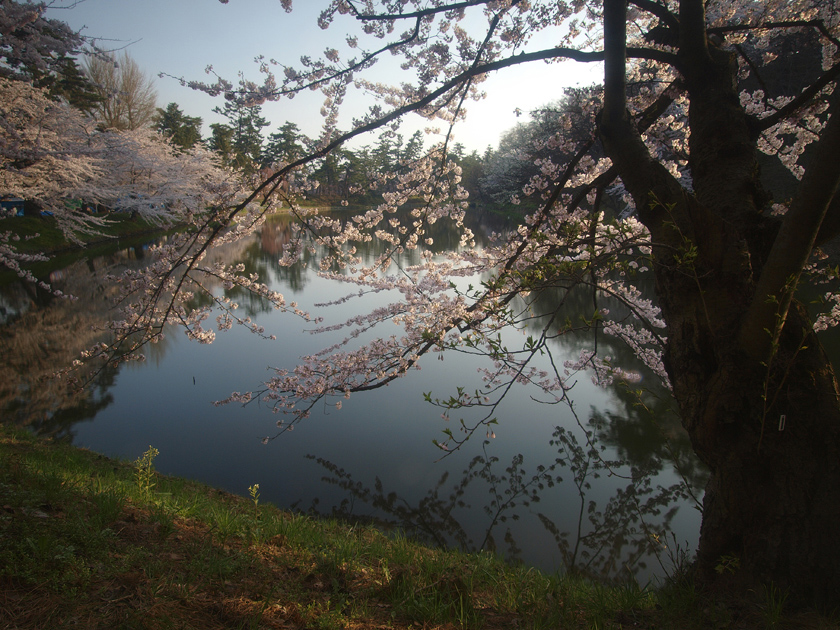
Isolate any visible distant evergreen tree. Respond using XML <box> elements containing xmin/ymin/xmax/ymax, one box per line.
<box><xmin>154</xmin><ymin>103</ymin><xmax>203</xmax><ymax>150</ymax></box>
<box><xmin>33</xmin><ymin>56</ymin><xmax>102</xmax><ymax>114</ymax></box>
<box><xmin>211</xmin><ymin>99</ymin><xmax>268</xmax><ymax>173</ymax></box>
<box><xmin>261</xmin><ymin>121</ymin><xmax>307</xmax><ymax>168</ymax></box>
<box><xmin>337</xmin><ymin>148</ymin><xmax>370</xmax><ymax>199</ymax></box>
<box><xmin>401</xmin><ymin>130</ymin><xmax>425</xmax><ymax>163</ymax></box>
<box><xmin>457</xmin><ymin>150</ymin><xmax>485</xmax><ymax>202</ymax></box>
<box><xmin>392</xmin><ymin>133</ymin><xmax>404</xmax><ymax>165</ymax></box>
<box><xmin>311</xmin><ymin>151</ymin><xmax>342</xmax><ymax>195</ymax></box>
<box><xmin>208</xmin><ymin>123</ymin><xmax>235</xmax><ymax>166</ymax></box>
<box><xmin>372</xmin><ymin>131</ymin><xmax>396</xmax><ymax>172</ymax></box>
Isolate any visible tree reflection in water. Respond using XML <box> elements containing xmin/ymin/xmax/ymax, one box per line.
<box><xmin>304</xmin><ymin>400</ymin><xmax>706</xmax><ymax>583</ymax></box>
<box><xmin>0</xmin><ymin>242</ymin><xmax>158</xmax><ymax>439</ymax></box>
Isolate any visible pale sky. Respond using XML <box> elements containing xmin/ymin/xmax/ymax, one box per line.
<box><xmin>46</xmin><ymin>0</ymin><xmax>603</xmax><ymax>153</ymax></box>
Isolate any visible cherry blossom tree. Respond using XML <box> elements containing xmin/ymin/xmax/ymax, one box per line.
<box><xmin>0</xmin><ymin>0</ymin><xmax>86</xmax><ymax>82</ymax></box>
<box><xmin>62</xmin><ymin>0</ymin><xmax>840</xmax><ymax>607</ymax></box>
<box><xmin>1</xmin><ymin>75</ymin><xmax>105</xmax><ymax>284</ymax></box>
<box><xmin>0</xmin><ymin>2</ymin><xmax>233</xmax><ymax>251</ymax></box>
<box><xmin>0</xmin><ymin>76</ymin><xmax>242</xmax><ymax>282</ymax></box>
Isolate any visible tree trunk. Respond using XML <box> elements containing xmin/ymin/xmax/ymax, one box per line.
<box><xmin>671</xmin><ymin>293</ymin><xmax>840</xmax><ymax>607</ymax></box>
<box><xmin>599</xmin><ymin>0</ymin><xmax>840</xmax><ymax>607</ymax></box>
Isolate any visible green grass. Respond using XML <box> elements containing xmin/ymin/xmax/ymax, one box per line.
<box><xmin>0</xmin><ymin>424</ymin><xmax>836</xmax><ymax>630</ymax></box>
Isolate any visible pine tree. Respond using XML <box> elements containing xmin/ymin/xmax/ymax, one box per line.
<box><xmin>211</xmin><ymin>100</ymin><xmax>268</xmax><ymax>173</ymax></box>
<box><xmin>261</xmin><ymin>121</ymin><xmax>307</xmax><ymax>168</ymax></box>
<box><xmin>154</xmin><ymin>103</ymin><xmax>203</xmax><ymax>150</ymax></box>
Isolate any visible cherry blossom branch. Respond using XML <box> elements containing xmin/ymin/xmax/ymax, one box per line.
<box><xmin>346</xmin><ymin>0</ymin><xmax>505</xmax><ymax>22</ymax></box>
<box><xmin>752</xmin><ymin>62</ymin><xmax>840</xmax><ymax>133</ymax></box>
<box><xmin>709</xmin><ymin>19</ymin><xmax>840</xmax><ymax>51</ymax></box>
<box><xmin>629</xmin><ymin>0</ymin><xmax>679</xmax><ymax>30</ymax></box>
<box><xmin>175</xmin><ymin>15</ymin><xmax>424</xmax><ymax>99</ymax></box>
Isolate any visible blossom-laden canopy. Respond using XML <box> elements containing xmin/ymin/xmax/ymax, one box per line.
<box><xmin>153</xmin><ymin>0</ymin><xmax>839</xmax><ymax>439</ymax></box>
<box><xmin>0</xmin><ymin>76</ymin><xmax>249</xmax><ymax>292</ymax></box>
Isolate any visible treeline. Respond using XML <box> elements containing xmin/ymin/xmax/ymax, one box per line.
<box><xmin>158</xmin><ymin>87</ymin><xmax>610</xmax><ymax>208</ymax></box>
<box><xmin>27</xmin><ymin>37</ymin><xmax>604</xmax><ymax>210</ymax></box>
<box><xmin>2</xmin><ymin>0</ymin><xmax>589</xmax><ymax>212</ymax></box>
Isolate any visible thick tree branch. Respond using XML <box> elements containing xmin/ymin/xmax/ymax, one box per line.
<box><xmin>600</xmin><ymin>0</ymin><xmax>683</xmax><ymax>235</ymax></box>
<box><xmin>348</xmin><ymin>0</ymin><xmax>511</xmax><ymax>22</ymax></box>
<box><xmin>184</xmin><ymin>17</ymin><xmax>423</xmax><ymax>100</ymax></box>
<box><xmin>815</xmin><ymin>192</ymin><xmax>840</xmax><ymax>247</ymax></box>
<box><xmin>602</xmin><ymin>0</ymin><xmax>628</xmax><ymax>126</ymax></box>
<box><xmin>735</xmin><ymin>43</ymin><xmax>770</xmax><ymax>97</ymax></box>
<box><xmin>188</xmin><ymin>40</ymin><xmax>676</xmax><ymax>112</ymax></box>
<box><xmin>740</xmin><ymin>98</ymin><xmax>840</xmax><ymax>362</ymax></box>
<box><xmin>754</xmin><ymin>63</ymin><xmax>840</xmax><ymax>134</ymax></box>
<box><xmin>630</xmin><ymin>0</ymin><xmax>679</xmax><ymax>30</ymax></box>
<box><xmin>709</xmin><ymin>19</ymin><xmax>840</xmax><ymax>52</ymax></box>
<box><xmin>679</xmin><ymin>0</ymin><xmax>710</xmax><ymax>62</ymax></box>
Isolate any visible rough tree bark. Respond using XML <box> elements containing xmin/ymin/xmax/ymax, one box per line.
<box><xmin>600</xmin><ymin>0</ymin><xmax>840</xmax><ymax>607</ymax></box>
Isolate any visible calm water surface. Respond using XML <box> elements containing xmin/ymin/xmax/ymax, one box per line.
<box><xmin>1</xmin><ymin>208</ymin><xmax>705</xmax><ymax>582</ymax></box>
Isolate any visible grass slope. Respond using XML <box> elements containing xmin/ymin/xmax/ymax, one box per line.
<box><xmin>1</xmin><ymin>426</ymin><xmax>835</xmax><ymax>629</ymax></box>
